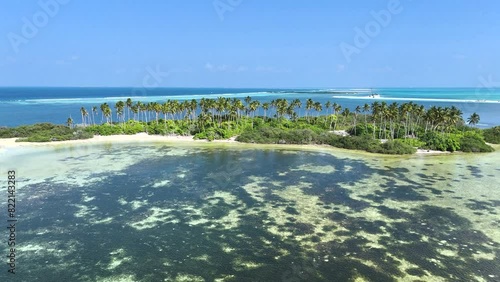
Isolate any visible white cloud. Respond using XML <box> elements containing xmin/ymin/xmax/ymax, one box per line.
<box><xmin>55</xmin><ymin>55</ymin><xmax>80</xmax><ymax>66</ymax></box>
<box><xmin>255</xmin><ymin>66</ymin><xmax>291</xmax><ymax>73</ymax></box>
<box><xmin>204</xmin><ymin>63</ymin><xmax>289</xmax><ymax>73</ymax></box>
<box><xmin>236</xmin><ymin>66</ymin><xmax>248</xmax><ymax>72</ymax></box>
<box><xmin>205</xmin><ymin>62</ymin><xmax>214</xmax><ymax>71</ymax></box>
<box><xmin>205</xmin><ymin>63</ymin><xmax>248</xmax><ymax>73</ymax></box>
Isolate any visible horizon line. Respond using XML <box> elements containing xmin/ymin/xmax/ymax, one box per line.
<box><xmin>0</xmin><ymin>86</ymin><xmax>486</xmax><ymax>89</ymax></box>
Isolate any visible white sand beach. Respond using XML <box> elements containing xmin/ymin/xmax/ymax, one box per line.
<box><xmin>0</xmin><ymin>133</ymin><xmax>237</xmax><ymax>149</ymax></box>
<box><xmin>0</xmin><ymin>133</ymin><xmax>465</xmax><ymax>156</ymax></box>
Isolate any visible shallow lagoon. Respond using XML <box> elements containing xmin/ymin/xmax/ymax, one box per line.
<box><xmin>1</xmin><ymin>143</ymin><xmax>499</xmax><ymax>281</ymax></box>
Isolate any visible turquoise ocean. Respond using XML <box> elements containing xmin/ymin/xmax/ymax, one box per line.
<box><xmin>1</xmin><ymin>87</ymin><xmax>499</xmax><ymax>127</ymax></box>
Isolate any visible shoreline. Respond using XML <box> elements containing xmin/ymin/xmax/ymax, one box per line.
<box><xmin>0</xmin><ymin>133</ymin><xmax>236</xmax><ymax>148</ymax></box>
<box><xmin>0</xmin><ymin>133</ymin><xmax>457</xmax><ymax>156</ymax></box>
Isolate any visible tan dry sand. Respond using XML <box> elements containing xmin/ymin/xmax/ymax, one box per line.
<box><xmin>0</xmin><ymin>133</ymin><xmax>237</xmax><ymax>149</ymax></box>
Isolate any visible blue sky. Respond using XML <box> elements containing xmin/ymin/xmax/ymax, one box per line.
<box><xmin>1</xmin><ymin>0</ymin><xmax>499</xmax><ymax>88</ymax></box>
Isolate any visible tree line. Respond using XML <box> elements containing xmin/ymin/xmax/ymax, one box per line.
<box><xmin>69</xmin><ymin>97</ymin><xmax>481</xmax><ymax>139</ymax></box>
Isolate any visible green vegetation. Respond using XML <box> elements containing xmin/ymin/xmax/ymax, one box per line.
<box><xmin>1</xmin><ymin>97</ymin><xmax>496</xmax><ymax>155</ymax></box>
<box><xmin>0</xmin><ymin>123</ymin><xmax>93</xmax><ymax>142</ymax></box>
<box><xmin>483</xmin><ymin>126</ymin><xmax>500</xmax><ymax>144</ymax></box>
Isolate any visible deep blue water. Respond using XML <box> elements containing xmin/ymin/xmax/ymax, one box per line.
<box><xmin>1</xmin><ymin>87</ymin><xmax>499</xmax><ymax>127</ymax></box>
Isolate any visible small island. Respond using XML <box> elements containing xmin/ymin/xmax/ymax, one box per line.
<box><xmin>1</xmin><ymin>97</ymin><xmax>499</xmax><ymax>155</ymax></box>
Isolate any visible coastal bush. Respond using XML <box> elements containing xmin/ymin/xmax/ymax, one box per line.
<box><xmin>460</xmin><ymin>135</ymin><xmax>494</xmax><ymax>152</ymax></box>
<box><xmin>1</xmin><ymin>123</ymin><xmax>93</xmax><ymax>142</ymax></box>
<box><xmin>483</xmin><ymin>126</ymin><xmax>500</xmax><ymax>144</ymax></box>
<box><xmin>280</xmin><ymin>129</ymin><xmax>318</xmax><ymax>144</ymax></box>
<box><xmin>368</xmin><ymin>140</ymin><xmax>416</xmax><ymax>155</ymax></box>
<box><xmin>1</xmin><ymin>123</ymin><xmax>61</xmax><ymax>138</ymax></box>
<box><xmin>399</xmin><ymin>138</ymin><xmax>425</xmax><ymax>148</ymax></box>
<box><xmin>85</xmin><ymin>124</ymin><xmax>124</xmax><ymax>136</ymax></box>
<box><xmin>17</xmin><ymin>129</ymin><xmax>92</xmax><ymax>142</ymax></box>
<box><xmin>146</xmin><ymin>123</ymin><xmax>166</xmax><ymax>135</ymax></box>
<box><xmin>123</xmin><ymin>121</ymin><xmax>146</xmax><ymax>135</ymax></box>
<box><xmin>420</xmin><ymin>132</ymin><xmax>461</xmax><ymax>152</ymax></box>
<box><xmin>347</xmin><ymin>124</ymin><xmax>375</xmax><ymax>136</ymax></box>
<box><xmin>236</xmin><ymin>127</ymin><xmax>282</xmax><ymax>143</ymax></box>
<box><xmin>322</xmin><ymin>135</ymin><xmax>380</xmax><ymax>151</ymax></box>
<box><xmin>460</xmin><ymin>137</ymin><xmax>492</xmax><ymax>152</ymax></box>
<box><xmin>236</xmin><ymin>127</ymin><xmax>319</xmax><ymax>144</ymax></box>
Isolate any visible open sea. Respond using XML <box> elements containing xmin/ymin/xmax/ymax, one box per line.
<box><xmin>1</xmin><ymin>87</ymin><xmax>499</xmax><ymax>127</ymax></box>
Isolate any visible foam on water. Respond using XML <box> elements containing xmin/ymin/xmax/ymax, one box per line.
<box><xmin>332</xmin><ymin>95</ymin><xmax>500</xmax><ymax>103</ymax></box>
<box><xmin>9</xmin><ymin>91</ymin><xmax>289</xmax><ymax>105</ymax></box>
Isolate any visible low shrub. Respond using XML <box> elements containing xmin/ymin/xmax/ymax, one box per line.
<box><xmin>483</xmin><ymin>126</ymin><xmax>500</xmax><ymax>144</ymax></box>
<box><xmin>399</xmin><ymin>138</ymin><xmax>426</xmax><ymax>148</ymax></box>
<box><xmin>420</xmin><ymin>132</ymin><xmax>461</xmax><ymax>152</ymax></box>
<box><xmin>368</xmin><ymin>140</ymin><xmax>417</xmax><ymax>155</ymax></box>
<box><xmin>6</xmin><ymin>123</ymin><xmax>94</xmax><ymax>142</ymax></box>
<box><xmin>347</xmin><ymin>124</ymin><xmax>375</xmax><ymax>137</ymax></box>
<box><xmin>85</xmin><ymin>124</ymin><xmax>124</xmax><ymax>136</ymax></box>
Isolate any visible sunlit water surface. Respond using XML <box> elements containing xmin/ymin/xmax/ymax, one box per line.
<box><xmin>1</xmin><ymin>143</ymin><xmax>499</xmax><ymax>281</ymax></box>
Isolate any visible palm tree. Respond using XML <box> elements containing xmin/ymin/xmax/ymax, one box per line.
<box><xmin>92</xmin><ymin>106</ymin><xmax>98</xmax><ymax>125</ymax></box>
<box><xmin>362</xmin><ymin>103</ymin><xmax>370</xmax><ymax>134</ymax></box>
<box><xmin>249</xmin><ymin>100</ymin><xmax>260</xmax><ymax>128</ymax></box>
<box><xmin>332</xmin><ymin>103</ymin><xmax>342</xmax><ymax>131</ymax></box>
<box><xmin>216</xmin><ymin>97</ymin><xmax>227</xmax><ymax>126</ymax></box>
<box><xmin>101</xmin><ymin>103</ymin><xmax>112</xmax><ymax>124</ymax></box>
<box><xmin>341</xmin><ymin>108</ymin><xmax>350</xmax><ymax>128</ymax></box>
<box><xmin>325</xmin><ymin>101</ymin><xmax>332</xmax><ymax>115</ymax></box>
<box><xmin>126</xmin><ymin>98</ymin><xmax>133</xmax><ymax>121</ymax></box>
<box><xmin>378</xmin><ymin>102</ymin><xmax>387</xmax><ymax>139</ymax></box>
<box><xmin>371</xmin><ymin>102</ymin><xmax>380</xmax><ymax>138</ymax></box>
<box><xmin>467</xmin><ymin>112</ymin><xmax>480</xmax><ymax>127</ymax></box>
<box><xmin>80</xmin><ymin>107</ymin><xmax>88</xmax><ymax>127</ymax></box>
<box><xmin>305</xmin><ymin>98</ymin><xmax>314</xmax><ymax>122</ymax></box>
<box><xmin>152</xmin><ymin>102</ymin><xmax>162</xmax><ymax>124</ymax></box>
<box><xmin>291</xmin><ymin>99</ymin><xmax>302</xmax><ymax>116</ymax></box>
<box><xmin>387</xmin><ymin>102</ymin><xmax>399</xmax><ymax>139</ymax></box>
<box><xmin>244</xmin><ymin>96</ymin><xmax>252</xmax><ymax>117</ymax></box>
<box><xmin>67</xmin><ymin>116</ymin><xmax>73</xmax><ymax>128</ymax></box>
<box><xmin>324</xmin><ymin>101</ymin><xmax>332</xmax><ymax>127</ymax></box>
<box><xmin>131</xmin><ymin>104</ymin><xmax>139</xmax><ymax>121</ymax></box>
<box><xmin>115</xmin><ymin>101</ymin><xmax>125</xmax><ymax>124</ymax></box>
<box><xmin>100</xmin><ymin>103</ymin><xmax>111</xmax><ymax>124</ymax></box>
<box><xmin>262</xmin><ymin>102</ymin><xmax>270</xmax><ymax>119</ymax></box>
<box><xmin>189</xmin><ymin>99</ymin><xmax>198</xmax><ymax>123</ymax></box>
<box><xmin>354</xmin><ymin>105</ymin><xmax>361</xmax><ymax>135</ymax></box>
<box><xmin>275</xmin><ymin>99</ymin><xmax>289</xmax><ymax>119</ymax></box>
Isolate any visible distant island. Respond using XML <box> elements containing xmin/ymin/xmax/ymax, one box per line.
<box><xmin>1</xmin><ymin>97</ymin><xmax>499</xmax><ymax>155</ymax></box>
